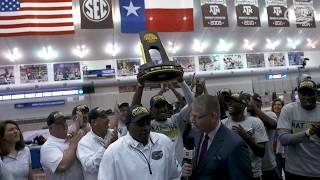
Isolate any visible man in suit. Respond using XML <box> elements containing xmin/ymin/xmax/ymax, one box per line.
<box><xmin>182</xmin><ymin>95</ymin><xmax>252</xmax><ymax>180</ymax></box>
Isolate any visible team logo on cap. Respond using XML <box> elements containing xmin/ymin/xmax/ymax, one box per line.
<box><xmin>153</xmin><ymin>95</ymin><xmax>166</xmax><ymax>102</ymax></box>
<box><xmin>53</xmin><ymin>112</ymin><xmax>64</xmax><ymax>120</ymax></box>
<box><xmin>132</xmin><ymin>106</ymin><xmax>149</xmax><ymax>117</ymax></box>
<box><xmin>300</xmin><ymin>81</ymin><xmax>315</xmax><ymax>89</ymax></box>
<box><xmin>231</xmin><ymin>93</ymin><xmax>240</xmax><ymax>99</ymax></box>
<box><xmin>95</xmin><ymin>107</ymin><xmax>104</xmax><ymax>113</ymax></box>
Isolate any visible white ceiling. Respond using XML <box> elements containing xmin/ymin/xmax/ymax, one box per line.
<box><xmin>1</xmin><ymin>0</ymin><xmax>320</xmax><ymax>65</ymax></box>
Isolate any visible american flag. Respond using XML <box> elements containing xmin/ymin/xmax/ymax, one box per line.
<box><xmin>0</xmin><ymin>0</ymin><xmax>74</xmax><ymax>37</ymax></box>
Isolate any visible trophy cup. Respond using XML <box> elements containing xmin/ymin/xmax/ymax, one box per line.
<box><xmin>137</xmin><ymin>32</ymin><xmax>184</xmax><ymax>84</ymax></box>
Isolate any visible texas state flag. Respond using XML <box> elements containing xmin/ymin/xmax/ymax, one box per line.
<box><xmin>119</xmin><ymin>0</ymin><xmax>194</xmax><ymax>33</ymax></box>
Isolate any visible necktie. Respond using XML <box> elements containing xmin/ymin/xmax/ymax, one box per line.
<box><xmin>199</xmin><ymin>134</ymin><xmax>209</xmax><ymax>163</ymax></box>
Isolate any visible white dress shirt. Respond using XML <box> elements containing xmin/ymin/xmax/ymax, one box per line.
<box><xmin>97</xmin><ymin>132</ymin><xmax>181</xmax><ymax>180</ymax></box>
<box><xmin>2</xmin><ymin>147</ymin><xmax>31</xmax><ymax>180</ymax></box>
<box><xmin>40</xmin><ymin>135</ymin><xmax>84</xmax><ymax>180</ymax></box>
<box><xmin>77</xmin><ymin>131</ymin><xmax>106</xmax><ymax>180</ymax></box>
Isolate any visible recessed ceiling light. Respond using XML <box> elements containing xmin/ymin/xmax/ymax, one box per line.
<box><xmin>37</xmin><ymin>46</ymin><xmax>58</xmax><ymax>60</ymax></box>
<box><xmin>72</xmin><ymin>45</ymin><xmax>89</xmax><ymax>59</ymax></box>
<box><xmin>266</xmin><ymin>38</ymin><xmax>281</xmax><ymax>50</ymax></box>
<box><xmin>105</xmin><ymin>43</ymin><xmax>120</xmax><ymax>57</ymax></box>
<box><xmin>243</xmin><ymin>39</ymin><xmax>255</xmax><ymax>51</ymax></box>
<box><xmin>192</xmin><ymin>39</ymin><xmax>208</xmax><ymax>53</ymax></box>
<box><xmin>4</xmin><ymin>48</ymin><xmax>22</xmax><ymax>62</ymax></box>
<box><xmin>216</xmin><ymin>39</ymin><xmax>232</xmax><ymax>52</ymax></box>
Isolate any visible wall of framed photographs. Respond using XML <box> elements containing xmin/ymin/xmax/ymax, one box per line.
<box><xmin>0</xmin><ymin>49</ymin><xmax>319</xmax><ymax>121</ymax></box>
<box><xmin>0</xmin><ymin>50</ymin><xmax>318</xmax><ymax>87</ymax></box>
<box><xmin>0</xmin><ymin>62</ymin><xmax>82</xmax><ymax>86</ymax></box>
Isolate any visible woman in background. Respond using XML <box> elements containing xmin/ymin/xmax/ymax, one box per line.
<box><xmin>0</xmin><ymin>120</ymin><xmax>33</xmax><ymax>180</ymax></box>
<box><xmin>271</xmin><ymin>99</ymin><xmax>285</xmax><ymax>179</ymax></box>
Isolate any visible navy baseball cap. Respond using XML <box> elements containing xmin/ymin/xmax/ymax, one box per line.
<box><xmin>88</xmin><ymin>107</ymin><xmax>112</xmax><ymax>123</ymax></box>
<box><xmin>47</xmin><ymin>111</ymin><xmax>66</xmax><ymax>126</ymax></box>
<box><xmin>127</xmin><ymin>105</ymin><xmax>151</xmax><ymax>123</ymax></box>
<box><xmin>298</xmin><ymin>80</ymin><xmax>317</xmax><ymax>92</ymax></box>
<box><xmin>150</xmin><ymin>95</ymin><xmax>169</xmax><ymax>107</ymax></box>
<box><xmin>72</xmin><ymin>104</ymin><xmax>89</xmax><ymax>115</ymax></box>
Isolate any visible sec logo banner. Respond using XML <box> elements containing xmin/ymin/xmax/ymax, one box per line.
<box><xmin>80</xmin><ymin>0</ymin><xmax>113</xmax><ymax>29</ymax></box>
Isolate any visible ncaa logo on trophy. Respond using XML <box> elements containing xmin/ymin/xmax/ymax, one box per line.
<box><xmin>137</xmin><ymin>32</ymin><xmax>184</xmax><ymax>84</ymax></box>
<box><xmin>82</xmin><ymin>0</ymin><xmax>110</xmax><ymax>22</ymax></box>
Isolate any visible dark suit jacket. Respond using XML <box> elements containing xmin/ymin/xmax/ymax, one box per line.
<box><xmin>191</xmin><ymin>124</ymin><xmax>253</xmax><ymax>180</ymax></box>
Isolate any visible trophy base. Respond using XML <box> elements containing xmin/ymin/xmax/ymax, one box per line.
<box><xmin>137</xmin><ymin>62</ymin><xmax>183</xmax><ymax>84</ymax></box>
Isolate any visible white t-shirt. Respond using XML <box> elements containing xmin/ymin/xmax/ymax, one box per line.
<box><xmin>97</xmin><ymin>132</ymin><xmax>181</xmax><ymax>180</ymax></box>
<box><xmin>40</xmin><ymin>135</ymin><xmax>84</xmax><ymax>180</ymax></box>
<box><xmin>222</xmin><ymin>116</ymin><xmax>269</xmax><ymax>178</ymax></box>
<box><xmin>261</xmin><ymin>111</ymin><xmax>277</xmax><ymax>171</ymax></box>
<box><xmin>2</xmin><ymin>147</ymin><xmax>31</xmax><ymax>180</ymax></box>
<box><xmin>277</xmin><ymin>102</ymin><xmax>320</xmax><ymax>177</ymax></box>
<box><xmin>77</xmin><ymin>131</ymin><xmax>106</xmax><ymax>180</ymax></box>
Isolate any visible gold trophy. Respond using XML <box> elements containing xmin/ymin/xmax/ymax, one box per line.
<box><xmin>137</xmin><ymin>32</ymin><xmax>183</xmax><ymax>84</ymax></box>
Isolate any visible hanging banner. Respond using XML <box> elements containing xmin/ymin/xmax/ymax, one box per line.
<box><xmin>235</xmin><ymin>0</ymin><xmax>261</xmax><ymax>27</ymax></box>
<box><xmin>293</xmin><ymin>0</ymin><xmax>316</xmax><ymax>28</ymax></box>
<box><xmin>266</xmin><ymin>0</ymin><xmax>289</xmax><ymax>27</ymax></box>
<box><xmin>200</xmin><ymin>0</ymin><xmax>229</xmax><ymax>27</ymax></box>
<box><xmin>80</xmin><ymin>0</ymin><xmax>114</xmax><ymax>29</ymax></box>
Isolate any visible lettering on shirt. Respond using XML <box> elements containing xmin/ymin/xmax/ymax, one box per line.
<box><xmin>292</xmin><ymin>120</ymin><xmax>313</xmax><ymax>134</ymax></box>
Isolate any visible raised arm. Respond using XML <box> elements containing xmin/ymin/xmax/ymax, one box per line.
<box><xmin>131</xmin><ymin>83</ymin><xmax>144</xmax><ymax>106</ymax></box>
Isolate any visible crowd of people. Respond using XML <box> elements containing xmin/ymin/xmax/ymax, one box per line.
<box><xmin>0</xmin><ymin>74</ymin><xmax>319</xmax><ymax>180</ymax></box>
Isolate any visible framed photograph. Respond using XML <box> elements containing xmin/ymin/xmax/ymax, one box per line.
<box><xmin>198</xmin><ymin>55</ymin><xmax>222</xmax><ymax>71</ymax></box>
<box><xmin>54</xmin><ymin>62</ymin><xmax>81</xmax><ymax>81</ymax></box>
<box><xmin>116</xmin><ymin>59</ymin><xmax>141</xmax><ymax>77</ymax></box>
<box><xmin>0</xmin><ymin>66</ymin><xmax>15</xmax><ymax>85</ymax></box>
<box><xmin>222</xmin><ymin>54</ymin><xmax>245</xmax><ymax>69</ymax></box>
<box><xmin>172</xmin><ymin>56</ymin><xmax>195</xmax><ymax>72</ymax></box>
<box><xmin>288</xmin><ymin>51</ymin><xmax>304</xmax><ymax>65</ymax></box>
<box><xmin>267</xmin><ymin>53</ymin><xmax>286</xmax><ymax>67</ymax></box>
<box><xmin>20</xmin><ymin>64</ymin><xmax>48</xmax><ymax>83</ymax></box>
<box><xmin>246</xmin><ymin>53</ymin><xmax>265</xmax><ymax>68</ymax></box>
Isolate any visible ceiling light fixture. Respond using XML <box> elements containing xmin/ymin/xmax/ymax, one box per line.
<box><xmin>72</xmin><ymin>45</ymin><xmax>89</xmax><ymax>59</ymax></box>
<box><xmin>192</xmin><ymin>39</ymin><xmax>208</xmax><ymax>53</ymax></box>
<box><xmin>243</xmin><ymin>39</ymin><xmax>255</xmax><ymax>51</ymax></box>
<box><xmin>287</xmin><ymin>38</ymin><xmax>300</xmax><ymax>50</ymax></box>
<box><xmin>216</xmin><ymin>39</ymin><xmax>232</xmax><ymax>52</ymax></box>
<box><xmin>4</xmin><ymin>48</ymin><xmax>22</xmax><ymax>62</ymax></box>
<box><xmin>105</xmin><ymin>43</ymin><xmax>120</xmax><ymax>57</ymax></box>
<box><xmin>266</xmin><ymin>38</ymin><xmax>281</xmax><ymax>50</ymax></box>
<box><xmin>37</xmin><ymin>46</ymin><xmax>58</xmax><ymax>60</ymax></box>
<box><xmin>167</xmin><ymin>41</ymin><xmax>180</xmax><ymax>54</ymax></box>
<box><xmin>307</xmin><ymin>38</ymin><xmax>318</xmax><ymax>49</ymax></box>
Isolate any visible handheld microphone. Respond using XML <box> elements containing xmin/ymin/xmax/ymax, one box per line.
<box><xmin>183</xmin><ymin>137</ymin><xmax>195</xmax><ymax>163</ymax></box>
<box><xmin>182</xmin><ymin>137</ymin><xmax>194</xmax><ymax>180</ymax></box>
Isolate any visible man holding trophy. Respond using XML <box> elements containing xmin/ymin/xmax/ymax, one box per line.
<box><xmin>132</xmin><ymin>32</ymin><xmax>195</xmax><ymax>168</ymax></box>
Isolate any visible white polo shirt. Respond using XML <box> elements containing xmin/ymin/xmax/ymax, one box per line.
<box><xmin>97</xmin><ymin>132</ymin><xmax>181</xmax><ymax>180</ymax></box>
<box><xmin>77</xmin><ymin>131</ymin><xmax>106</xmax><ymax>180</ymax></box>
<box><xmin>2</xmin><ymin>147</ymin><xmax>31</xmax><ymax>180</ymax></box>
<box><xmin>0</xmin><ymin>159</ymin><xmax>14</xmax><ymax>180</ymax></box>
<box><xmin>40</xmin><ymin>135</ymin><xmax>84</xmax><ymax>180</ymax></box>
